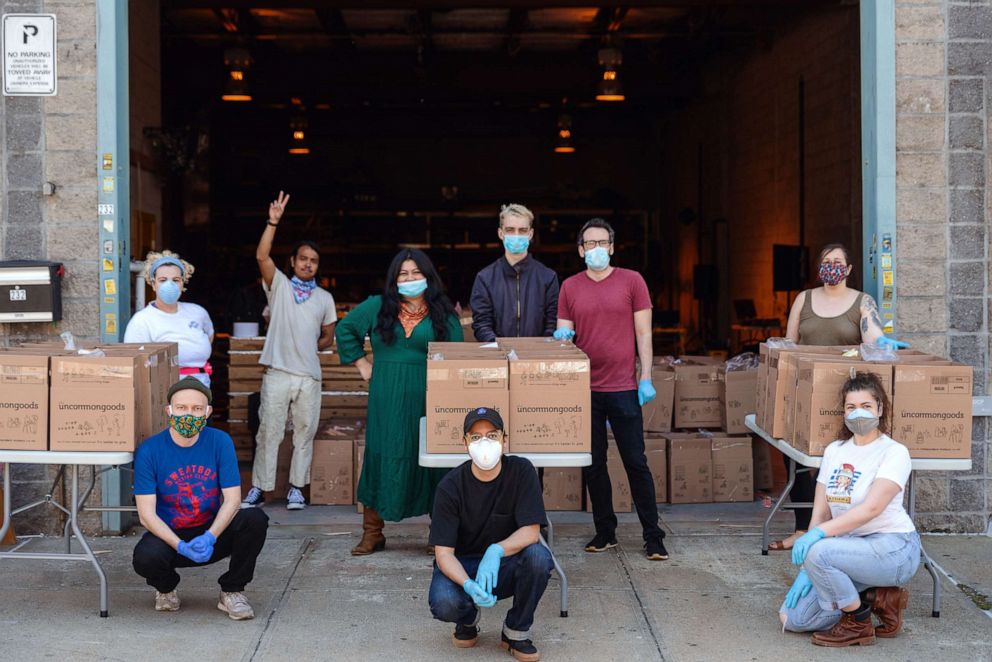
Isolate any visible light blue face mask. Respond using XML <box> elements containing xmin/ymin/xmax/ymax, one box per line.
<box><xmin>157</xmin><ymin>280</ymin><xmax>181</xmax><ymax>305</ymax></box>
<box><xmin>397</xmin><ymin>278</ymin><xmax>428</xmax><ymax>298</ymax></box>
<box><xmin>503</xmin><ymin>235</ymin><xmax>530</xmax><ymax>255</ymax></box>
<box><xmin>584</xmin><ymin>246</ymin><xmax>611</xmax><ymax>271</ymax></box>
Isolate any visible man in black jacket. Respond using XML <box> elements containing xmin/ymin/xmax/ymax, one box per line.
<box><xmin>470</xmin><ymin>204</ymin><xmax>559</xmax><ymax>341</ymax></box>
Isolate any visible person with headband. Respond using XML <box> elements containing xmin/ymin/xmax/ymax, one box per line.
<box><xmin>771</xmin><ymin>243</ymin><xmax>909</xmax><ymax>553</ymax></box>
<box><xmin>124</xmin><ymin>251</ymin><xmax>215</xmax><ymax>386</ymax></box>
<box><xmin>779</xmin><ymin>371</ymin><xmax>919</xmax><ymax>647</ymax></box>
<box><xmin>132</xmin><ymin>378</ymin><xmax>269</xmax><ymax>620</ymax></box>
<box><xmin>469</xmin><ymin>204</ymin><xmax>559</xmax><ymax>341</ymax></box>
<box><xmin>242</xmin><ymin>191</ymin><xmax>337</xmax><ymax>512</ymax></box>
<box><xmin>428</xmin><ymin>408</ymin><xmax>553</xmax><ymax>662</ymax></box>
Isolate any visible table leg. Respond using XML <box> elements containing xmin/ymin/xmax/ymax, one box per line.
<box><xmin>539</xmin><ymin>533</ymin><xmax>567</xmax><ymax>618</ymax></box>
<box><xmin>763</xmin><ymin>456</ymin><xmax>796</xmax><ymax>555</ymax></box>
<box><xmin>546</xmin><ymin>517</ymin><xmax>555</xmax><ymax>550</ymax></box>
<box><xmin>69</xmin><ymin>465</ymin><xmax>110</xmax><ymax>617</ymax></box>
<box><xmin>0</xmin><ymin>462</ymin><xmax>11</xmax><ymax>543</ymax></box>
<box><xmin>906</xmin><ymin>472</ymin><xmax>940</xmax><ymax>618</ymax></box>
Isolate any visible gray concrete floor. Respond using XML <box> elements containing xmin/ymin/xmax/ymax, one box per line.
<box><xmin>1</xmin><ymin>502</ymin><xmax>990</xmax><ymax>662</ymax></box>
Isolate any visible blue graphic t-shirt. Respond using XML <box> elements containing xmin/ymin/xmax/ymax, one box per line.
<box><xmin>133</xmin><ymin>427</ymin><xmax>240</xmax><ymax>530</ymax></box>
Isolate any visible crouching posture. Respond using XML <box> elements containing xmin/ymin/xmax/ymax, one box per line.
<box><xmin>133</xmin><ymin>378</ymin><xmax>269</xmax><ymax>620</ymax></box>
<box><xmin>780</xmin><ymin>372</ymin><xmax>920</xmax><ymax>647</ymax></box>
<box><xmin>428</xmin><ymin>408</ymin><xmax>554</xmax><ymax>661</ymax></box>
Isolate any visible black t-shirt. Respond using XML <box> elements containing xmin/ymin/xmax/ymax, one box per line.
<box><xmin>429</xmin><ymin>455</ymin><xmax>547</xmax><ymax>557</ymax></box>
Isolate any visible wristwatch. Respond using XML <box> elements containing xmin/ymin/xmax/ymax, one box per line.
<box><xmin>267</xmin><ymin>221</ymin><xmax>278</xmax><ymax>227</ymax></box>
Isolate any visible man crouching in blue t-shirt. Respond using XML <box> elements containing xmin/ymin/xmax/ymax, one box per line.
<box><xmin>132</xmin><ymin>377</ymin><xmax>268</xmax><ymax>620</ymax></box>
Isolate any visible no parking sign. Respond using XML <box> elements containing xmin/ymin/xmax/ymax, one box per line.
<box><xmin>2</xmin><ymin>14</ymin><xmax>57</xmax><ymax>96</ymax></box>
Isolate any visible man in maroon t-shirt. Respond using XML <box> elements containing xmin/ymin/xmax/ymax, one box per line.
<box><xmin>555</xmin><ymin>218</ymin><xmax>668</xmax><ymax>561</ymax></box>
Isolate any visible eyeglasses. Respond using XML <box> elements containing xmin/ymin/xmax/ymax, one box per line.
<box><xmin>581</xmin><ymin>239</ymin><xmax>612</xmax><ymax>250</ymax></box>
<box><xmin>466</xmin><ymin>430</ymin><xmax>504</xmax><ymax>444</ymax></box>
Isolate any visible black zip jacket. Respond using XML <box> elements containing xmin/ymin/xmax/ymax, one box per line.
<box><xmin>469</xmin><ymin>255</ymin><xmax>559</xmax><ymax>341</ymax></box>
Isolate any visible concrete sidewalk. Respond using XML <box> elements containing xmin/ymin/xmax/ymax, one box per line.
<box><xmin>1</xmin><ymin>502</ymin><xmax>990</xmax><ymax>662</ymax></box>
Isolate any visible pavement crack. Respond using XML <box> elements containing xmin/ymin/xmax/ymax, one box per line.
<box><xmin>615</xmin><ymin>545</ymin><xmax>666</xmax><ymax>661</ymax></box>
<box><xmin>244</xmin><ymin>536</ymin><xmax>316</xmax><ymax>662</ymax></box>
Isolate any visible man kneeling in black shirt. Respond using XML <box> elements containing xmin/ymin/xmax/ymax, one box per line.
<box><xmin>428</xmin><ymin>407</ymin><xmax>553</xmax><ymax>662</ymax></box>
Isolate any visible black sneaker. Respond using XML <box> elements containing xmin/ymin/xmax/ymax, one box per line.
<box><xmin>645</xmin><ymin>537</ymin><xmax>669</xmax><ymax>561</ymax></box>
<box><xmin>584</xmin><ymin>533</ymin><xmax>618</xmax><ymax>553</ymax></box>
<box><xmin>240</xmin><ymin>486</ymin><xmax>264</xmax><ymax>509</ymax></box>
<box><xmin>452</xmin><ymin>623</ymin><xmax>479</xmax><ymax>648</ymax></box>
<box><xmin>500</xmin><ymin>632</ymin><xmax>540</xmax><ymax>661</ymax></box>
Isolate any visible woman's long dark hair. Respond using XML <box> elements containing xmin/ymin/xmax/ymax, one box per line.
<box><xmin>376</xmin><ymin>248</ymin><xmax>455</xmax><ymax>345</ymax></box>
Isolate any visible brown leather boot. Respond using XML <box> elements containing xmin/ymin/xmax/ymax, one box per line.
<box><xmin>351</xmin><ymin>507</ymin><xmax>385</xmax><ymax>556</ymax></box>
<box><xmin>811</xmin><ymin>611</ymin><xmax>876</xmax><ymax>647</ymax></box>
<box><xmin>870</xmin><ymin>587</ymin><xmax>909</xmax><ymax>638</ymax></box>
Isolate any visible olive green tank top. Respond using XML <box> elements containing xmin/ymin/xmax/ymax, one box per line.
<box><xmin>797</xmin><ymin>289</ymin><xmax>863</xmax><ymax>346</ymax></box>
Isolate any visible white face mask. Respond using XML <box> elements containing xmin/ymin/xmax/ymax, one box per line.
<box><xmin>468</xmin><ymin>438</ymin><xmax>502</xmax><ymax>471</ymax></box>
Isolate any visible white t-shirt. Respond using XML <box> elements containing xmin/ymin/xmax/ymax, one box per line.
<box><xmin>816</xmin><ymin>434</ymin><xmax>916</xmax><ymax>536</ymax></box>
<box><xmin>123</xmin><ymin>302</ymin><xmax>214</xmax><ymax>370</ymax></box>
<box><xmin>259</xmin><ymin>270</ymin><xmax>336</xmax><ymax>381</ymax></box>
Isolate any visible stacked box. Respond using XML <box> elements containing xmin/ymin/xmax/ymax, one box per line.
<box><xmin>311</xmin><ymin>418</ymin><xmax>365</xmax><ymax>505</ymax></box>
<box><xmin>665</xmin><ymin>432</ymin><xmax>712</xmax><ymax>503</ymax></box>
<box><xmin>892</xmin><ymin>361</ymin><xmax>973</xmax><ymax>458</ymax></box>
<box><xmin>720</xmin><ymin>368</ymin><xmax>758</xmax><ymax>435</ymax></box>
<box><xmin>752</xmin><ymin>435</ymin><xmax>775</xmax><ymax>491</ymax></box>
<box><xmin>673</xmin><ymin>356</ymin><xmax>723</xmax><ymax>429</ymax></box>
<box><xmin>100</xmin><ymin>343</ymin><xmax>179</xmax><ymax>441</ymax></box>
<box><xmin>506</xmin><ymin>348</ymin><xmax>591</xmax><ymax>453</ymax></box>
<box><xmin>711</xmin><ymin>435</ymin><xmax>753</xmax><ymax>502</ymax></box>
<box><xmin>645</xmin><ymin>434</ymin><xmax>668</xmax><ymax>504</ymax></box>
<box><xmin>0</xmin><ymin>350</ymin><xmax>58</xmax><ymax>451</ymax></box>
<box><xmin>542</xmin><ymin>468</ymin><xmax>582</xmax><ymax>511</ymax></box>
<box><xmin>643</xmin><ymin>360</ymin><xmax>676</xmax><ymax>432</ymax></box>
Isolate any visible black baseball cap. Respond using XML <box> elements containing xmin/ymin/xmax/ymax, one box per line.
<box><xmin>168</xmin><ymin>377</ymin><xmax>213</xmax><ymax>405</ymax></box>
<box><xmin>463</xmin><ymin>407</ymin><xmax>504</xmax><ymax>435</ymax></box>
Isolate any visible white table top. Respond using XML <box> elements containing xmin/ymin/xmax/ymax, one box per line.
<box><xmin>744</xmin><ymin>414</ymin><xmax>972</xmax><ymax>472</ymax></box>
<box><xmin>418</xmin><ymin>418</ymin><xmax>591</xmax><ymax>469</ymax></box>
<box><xmin>0</xmin><ymin>449</ymin><xmax>134</xmax><ymax>465</ymax></box>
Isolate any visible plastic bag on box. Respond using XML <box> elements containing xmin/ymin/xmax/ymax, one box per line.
<box><xmin>860</xmin><ymin>342</ymin><xmax>898</xmax><ymax>363</ymax></box>
<box><xmin>656</xmin><ymin>355</ymin><xmax>677</xmax><ymax>368</ymax></box>
<box><xmin>726</xmin><ymin>352</ymin><xmax>759</xmax><ymax>372</ymax></box>
<box><xmin>763</xmin><ymin>337</ymin><xmax>797</xmax><ymax>349</ymax></box>
<box><xmin>59</xmin><ymin>331</ymin><xmax>76</xmax><ymax>351</ymax></box>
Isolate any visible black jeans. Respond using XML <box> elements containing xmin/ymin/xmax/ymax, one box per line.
<box><xmin>585</xmin><ymin>390</ymin><xmax>664</xmax><ymax>541</ymax></box>
<box><xmin>783</xmin><ymin>454</ymin><xmax>814</xmax><ymax>531</ymax></box>
<box><xmin>132</xmin><ymin>508</ymin><xmax>269</xmax><ymax>593</ymax></box>
<box><xmin>428</xmin><ymin>543</ymin><xmax>554</xmax><ymax>639</ymax></box>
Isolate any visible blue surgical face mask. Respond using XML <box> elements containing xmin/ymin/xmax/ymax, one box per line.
<box><xmin>397</xmin><ymin>278</ymin><xmax>428</xmax><ymax>298</ymax></box>
<box><xmin>157</xmin><ymin>280</ymin><xmax>181</xmax><ymax>305</ymax></box>
<box><xmin>503</xmin><ymin>234</ymin><xmax>530</xmax><ymax>255</ymax></box>
<box><xmin>584</xmin><ymin>246</ymin><xmax>611</xmax><ymax>271</ymax></box>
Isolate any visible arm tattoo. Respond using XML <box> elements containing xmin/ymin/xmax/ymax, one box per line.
<box><xmin>861</xmin><ymin>317</ymin><xmax>869</xmax><ymax>334</ymax></box>
<box><xmin>863</xmin><ymin>295</ymin><xmax>883</xmax><ymax>331</ymax></box>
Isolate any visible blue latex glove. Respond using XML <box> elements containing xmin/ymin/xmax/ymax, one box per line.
<box><xmin>463</xmin><ymin>579</ymin><xmax>496</xmax><ymax>608</ymax></box>
<box><xmin>475</xmin><ymin>543</ymin><xmax>505</xmax><ymax>595</ymax></box>
<box><xmin>784</xmin><ymin>570</ymin><xmax>814</xmax><ymax>609</ymax></box>
<box><xmin>189</xmin><ymin>531</ymin><xmax>216</xmax><ymax>557</ymax></box>
<box><xmin>791</xmin><ymin>527</ymin><xmax>827</xmax><ymax>566</ymax></box>
<box><xmin>638</xmin><ymin>379</ymin><xmax>656</xmax><ymax>406</ymax></box>
<box><xmin>177</xmin><ymin>539</ymin><xmax>211</xmax><ymax>564</ymax></box>
<box><xmin>552</xmin><ymin>327</ymin><xmax>575</xmax><ymax>342</ymax></box>
<box><xmin>877</xmin><ymin>336</ymin><xmax>909</xmax><ymax>350</ymax></box>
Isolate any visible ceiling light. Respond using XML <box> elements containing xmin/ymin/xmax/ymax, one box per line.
<box><xmin>595</xmin><ymin>46</ymin><xmax>625</xmax><ymax>102</ymax></box>
<box><xmin>288</xmin><ymin>116</ymin><xmax>310</xmax><ymax>155</ymax></box>
<box><xmin>554</xmin><ymin>114</ymin><xmax>575</xmax><ymax>154</ymax></box>
<box><xmin>222</xmin><ymin>48</ymin><xmax>252</xmax><ymax>102</ymax></box>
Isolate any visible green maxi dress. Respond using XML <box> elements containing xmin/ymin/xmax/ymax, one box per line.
<box><xmin>335</xmin><ymin>295</ymin><xmax>464</xmax><ymax>521</ymax></box>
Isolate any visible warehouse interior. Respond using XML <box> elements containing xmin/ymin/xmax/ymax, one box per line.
<box><xmin>130</xmin><ymin>1</ymin><xmax>863</xmax><ymax>355</ymax></box>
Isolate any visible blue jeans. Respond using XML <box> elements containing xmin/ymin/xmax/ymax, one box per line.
<box><xmin>586</xmin><ymin>390</ymin><xmax>663</xmax><ymax>541</ymax></box>
<box><xmin>780</xmin><ymin>531</ymin><xmax>921</xmax><ymax>632</ymax></box>
<box><xmin>428</xmin><ymin>543</ymin><xmax>554</xmax><ymax>640</ymax></box>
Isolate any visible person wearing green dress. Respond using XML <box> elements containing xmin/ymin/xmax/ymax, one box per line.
<box><xmin>336</xmin><ymin>248</ymin><xmax>464</xmax><ymax>555</ymax></box>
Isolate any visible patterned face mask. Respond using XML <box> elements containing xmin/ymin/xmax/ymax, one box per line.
<box><xmin>170</xmin><ymin>414</ymin><xmax>207</xmax><ymax>438</ymax></box>
<box><xmin>818</xmin><ymin>262</ymin><xmax>848</xmax><ymax>286</ymax></box>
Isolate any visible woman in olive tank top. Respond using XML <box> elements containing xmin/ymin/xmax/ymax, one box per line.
<box><xmin>768</xmin><ymin>244</ymin><xmax>907</xmax><ymax>551</ymax></box>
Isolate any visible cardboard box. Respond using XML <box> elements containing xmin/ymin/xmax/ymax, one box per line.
<box><xmin>892</xmin><ymin>362</ymin><xmax>973</xmax><ymax>458</ymax></box>
<box><xmin>711</xmin><ymin>435</ymin><xmax>753</xmax><ymax>502</ymax></box>
<box><xmin>756</xmin><ymin>344</ymin><xmax>770</xmax><ymax>430</ymax></box>
<box><xmin>0</xmin><ymin>352</ymin><xmax>52</xmax><ymax>451</ymax></box>
<box><xmin>310</xmin><ymin>438</ymin><xmax>354</xmax><ymax>505</ymax></box>
<box><xmin>674</xmin><ymin>358</ymin><xmax>723</xmax><ymax>429</ymax></box>
<box><xmin>496</xmin><ymin>337</ymin><xmax>576</xmax><ymax>352</ymax></box>
<box><xmin>508</xmin><ymin>351</ymin><xmax>591</xmax><ymax>453</ymax></box>
<box><xmin>542</xmin><ymin>467</ymin><xmax>582</xmax><ymax>511</ymax></box>
<box><xmin>645</xmin><ymin>435</ymin><xmax>668</xmax><ymax>504</ymax></box>
<box><xmin>720</xmin><ymin>369</ymin><xmax>758</xmax><ymax>435</ymax></box>
<box><xmin>426</xmin><ymin>353</ymin><xmax>509</xmax><ymax>453</ymax></box>
<box><xmin>752</xmin><ymin>435</ymin><xmax>775</xmax><ymax>491</ymax></box>
<box><xmin>586</xmin><ymin>447</ymin><xmax>632</xmax><ymax>513</ymax></box>
<box><xmin>355</xmin><ymin>438</ymin><xmax>366</xmax><ymax>513</ymax></box>
<box><xmin>643</xmin><ymin>362</ymin><xmax>676</xmax><ymax>432</ymax></box>
<box><xmin>666</xmin><ymin>433</ymin><xmax>712</xmax><ymax>503</ymax></box>
<box><xmin>764</xmin><ymin>346</ymin><xmax>855</xmax><ymax>439</ymax></box>
<box><xmin>49</xmin><ymin>355</ymin><xmax>142</xmax><ymax>452</ymax></box>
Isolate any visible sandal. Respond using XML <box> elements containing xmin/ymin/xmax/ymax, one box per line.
<box><xmin>768</xmin><ymin>530</ymin><xmax>806</xmax><ymax>552</ymax></box>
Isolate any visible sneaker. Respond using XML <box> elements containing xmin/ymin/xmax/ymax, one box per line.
<box><xmin>645</xmin><ymin>537</ymin><xmax>669</xmax><ymax>561</ymax></box>
<box><xmin>286</xmin><ymin>486</ymin><xmax>307</xmax><ymax>511</ymax></box>
<box><xmin>240</xmin><ymin>487</ymin><xmax>264</xmax><ymax>509</ymax></box>
<box><xmin>452</xmin><ymin>623</ymin><xmax>479</xmax><ymax>648</ymax></box>
<box><xmin>584</xmin><ymin>533</ymin><xmax>618</xmax><ymax>553</ymax></box>
<box><xmin>500</xmin><ymin>632</ymin><xmax>541</xmax><ymax>662</ymax></box>
<box><xmin>154</xmin><ymin>590</ymin><xmax>180</xmax><ymax>612</ymax></box>
<box><xmin>217</xmin><ymin>591</ymin><xmax>255</xmax><ymax>620</ymax></box>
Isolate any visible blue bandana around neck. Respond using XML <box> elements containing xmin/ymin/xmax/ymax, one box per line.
<box><xmin>290</xmin><ymin>276</ymin><xmax>317</xmax><ymax>304</ymax></box>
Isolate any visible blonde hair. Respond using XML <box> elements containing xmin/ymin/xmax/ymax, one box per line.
<box><xmin>499</xmin><ymin>204</ymin><xmax>534</xmax><ymax>228</ymax></box>
<box><xmin>142</xmin><ymin>250</ymin><xmax>195</xmax><ymax>287</ymax></box>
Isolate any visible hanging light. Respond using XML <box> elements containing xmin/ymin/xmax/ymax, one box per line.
<box><xmin>288</xmin><ymin>116</ymin><xmax>310</xmax><ymax>155</ymax></box>
<box><xmin>595</xmin><ymin>46</ymin><xmax>625</xmax><ymax>102</ymax></box>
<box><xmin>222</xmin><ymin>48</ymin><xmax>252</xmax><ymax>102</ymax></box>
<box><xmin>554</xmin><ymin>113</ymin><xmax>575</xmax><ymax>154</ymax></box>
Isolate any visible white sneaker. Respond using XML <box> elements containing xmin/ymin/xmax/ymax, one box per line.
<box><xmin>241</xmin><ymin>486</ymin><xmax>264</xmax><ymax>509</ymax></box>
<box><xmin>217</xmin><ymin>591</ymin><xmax>255</xmax><ymax>620</ymax></box>
<box><xmin>286</xmin><ymin>486</ymin><xmax>307</xmax><ymax>511</ymax></box>
<box><xmin>155</xmin><ymin>590</ymin><xmax>180</xmax><ymax>612</ymax></box>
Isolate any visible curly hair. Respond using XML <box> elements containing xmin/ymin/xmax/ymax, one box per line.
<box><xmin>142</xmin><ymin>250</ymin><xmax>195</xmax><ymax>287</ymax></box>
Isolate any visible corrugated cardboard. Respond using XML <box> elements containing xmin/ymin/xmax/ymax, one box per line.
<box><xmin>310</xmin><ymin>438</ymin><xmax>354</xmax><ymax>505</ymax></box>
<box><xmin>711</xmin><ymin>435</ymin><xmax>753</xmax><ymax>502</ymax></box>
<box><xmin>674</xmin><ymin>357</ymin><xmax>723</xmax><ymax>429</ymax></box>
<box><xmin>542</xmin><ymin>467</ymin><xmax>582</xmax><ymax>511</ymax></box>
<box><xmin>765</xmin><ymin>346</ymin><xmax>854</xmax><ymax>439</ymax></box>
<box><xmin>892</xmin><ymin>362</ymin><xmax>973</xmax><ymax>458</ymax></box>
<box><xmin>720</xmin><ymin>369</ymin><xmax>758</xmax><ymax>435</ymax></box>
<box><xmin>643</xmin><ymin>362</ymin><xmax>676</xmax><ymax>432</ymax></box>
<box><xmin>0</xmin><ymin>352</ymin><xmax>52</xmax><ymax>451</ymax></box>
<box><xmin>426</xmin><ymin>353</ymin><xmax>509</xmax><ymax>453</ymax></box>
<box><xmin>756</xmin><ymin>344</ymin><xmax>770</xmax><ymax>430</ymax></box>
<box><xmin>752</xmin><ymin>435</ymin><xmax>774</xmax><ymax>491</ymax></box>
<box><xmin>665</xmin><ymin>433</ymin><xmax>712</xmax><ymax>503</ymax></box>
<box><xmin>645</xmin><ymin>435</ymin><xmax>667</xmax><ymax>504</ymax></box>
<box><xmin>496</xmin><ymin>337</ymin><xmax>577</xmax><ymax>352</ymax></box>
<box><xmin>355</xmin><ymin>438</ymin><xmax>366</xmax><ymax>513</ymax></box>
<box><xmin>49</xmin><ymin>355</ymin><xmax>142</xmax><ymax>452</ymax></box>
<box><xmin>508</xmin><ymin>350</ymin><xmax>591</xmax><ymax>453</ymax></box>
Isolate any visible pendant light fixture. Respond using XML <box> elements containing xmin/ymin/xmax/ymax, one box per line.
<box><xmin>222</xmin><ymin>48</ymin><xmax>252</xmax><ymax>102</ymax></box>
<box><xmin>554</xmin><ymin>113</ymin><xmax>575</xmax><ymax>154</ymax></box>
<box><xmin>288</xmin><ymin>115</ymin><xmax>310</xmax><ymax>155</ymax></box>
<box><xmin>595</xmin><ymin>45</ymin><xmax>625</xmax><ymax>102</ymax></box>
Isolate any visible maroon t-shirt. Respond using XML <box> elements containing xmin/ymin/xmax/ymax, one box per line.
<box><xmin>557</xmin><ymin>267</ymin><xmax>652</xmax><ymax>392</ymax></box>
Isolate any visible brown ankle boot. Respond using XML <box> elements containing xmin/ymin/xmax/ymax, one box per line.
<box><xmin>811</xmin><ymin>611</ymin><xmax>876</xmax><ymax>647</ymax></box>
<box><xmin>871</xmin><ymin>587</ymin><xmax>909</xmax><ymax>638</ymax></box>
<box><xmin>351</xmin><ymin>507</ymin><xmax>386</xmax><ymax>556</ymax></box>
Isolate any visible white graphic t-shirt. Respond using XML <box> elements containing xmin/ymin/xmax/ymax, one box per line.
<box><xmin>816</xmin><ymin>434</ymin><xmax>915</xmax><ymax>536</ymax></box>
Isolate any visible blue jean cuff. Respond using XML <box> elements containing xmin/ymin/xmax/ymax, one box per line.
<box><xmin>503</xmin><ymin>623</ymin><xmax>531</xmax><ymax>641</ymax></box>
